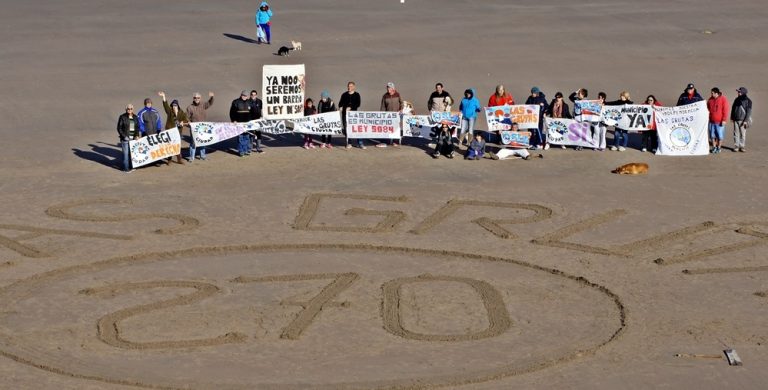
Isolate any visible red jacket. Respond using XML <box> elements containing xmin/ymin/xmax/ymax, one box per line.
<box><xmin>707</xmin><ymin>95</ymin><xmax>729</xmax><ymax>123</ymax></box>
<box><xmin>488</xmin><ymin>93</ymin><xmax>514</xmax><ymax>107</ymax></box>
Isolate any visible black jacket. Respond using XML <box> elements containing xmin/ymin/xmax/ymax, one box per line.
<box><xmin>230</xmin><ymin>98</ymin><xmax>253</xmax><ymax>122</ymax></box>
<box><xmin>248</xmin><ymin>98</ymin><xmax>263</xmax><ymax>120</ymax></box>
<box><xmin>731</xmin><ymin>95</ymin><xmax>753</xmax><ymax>122</ymax></box>
<box><xmin>116</xmin><ymin>113</ymin><xmax>139</xmax><ymax>141</ymax></box>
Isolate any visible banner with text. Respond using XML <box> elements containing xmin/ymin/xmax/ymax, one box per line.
<box><xmin>129</xmin><ymin>128</ymin><xmax>181</xmax><ymax>168</ymax></box>
<box><xmin>654</xmin><ymin>101</ymin><xmax>709</xmax><ymax>156</ymax></box>
<box><xmin>262</xmin><ymin>64</ymin><xmax>306</xmax><ymax>120</ymax></box>
<box><xmin>600</xmin><ymin>104</ymin><xmax>654</xmax><ymax>130</ymax></box>
<box><xmin>499</xmin><ymin>131</ymin><xmax>531</xmax><ymax>148</ymax></box>
<box><xmin>242</xmin><ymin>118</ymin><xmax>289</xmax><ymax>135</ymax></box>
<box><xmin>190</xmin><ymin>122</ymin><xmax>245</xmax><ymax>147</ymax></box>
<box><xmin>291</xmin><ymin>111</ymin><xmax>343</xmax><ymax>135</ymax></box>
<box><xmin>402</xmin><ymin>114</ymin><xmax>437</xmax><ymax>138</ymax></box>
<box><xmin>546</xmin><ymin>118</ymin><xmax>602</xmax><ymax>148</ymax></box>
<box><xmin>430</xmin><ymin>111</ymin><xmax>462</xmax><ymax>126</ymax></box>
<box><xmin>485</xmin><ymin>105</ymin><xmax>540</xmax><ymax>130</ymax></box>
<box><xmin>346</xmin><ymin>111</ymin><xmax>401</xmax><ymax>139</ymax></box>
<box><xmin>574</xmin><ymin>100</ymin><xmax>603</xmax><ymax>122</ymax></box>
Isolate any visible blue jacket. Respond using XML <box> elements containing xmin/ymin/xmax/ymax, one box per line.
<box><xmin>459</xmin><ymin>89</ymin><xmax>481</xmax><ymax>120</ymax></box>
<box><xmin>137</xmin><ymin>106</ymin><xmax>163</xmax><ymax>136</ymax></box>
<box><xmin>256</xmin><ymin>2</ymin><xmax>272</xmax><ymax>25</ymax></box>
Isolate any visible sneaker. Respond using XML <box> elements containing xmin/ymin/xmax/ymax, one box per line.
<box><xmin>447</xmin><ymin>153</ymin><xmax>454</xmax><ymax>159</ymax></box>
<box><xmin>375</xmin><ymin>143</ymin><xmax>387</xmax><ymax>148</ymax></box>
<box><xmin>732</xmin><ymin>147</ymin><xmax>739</xmax><ymax>152</ymax></box>
<box><xmin>740</xmin><ymin>147</ymin><xmax>746</xmax><ymax>153</ymax></box>
<box><xmin>561</xmin><ymin>145</ymin><xmax>566</xmax><ymax>149</ymax></box>
<box><xmin>544</xmin><ymin>144</ymin><xmax>550</xmax><ymax>150</ymax></box>
<box><xmin>256</xmin><ymin>148</ymin><xmax>264</xmax><ymax>153</ymax></box>
<box><xmin>346</xmin><ymin>144</ymin><xmax>353</xmax><ymax>149</ymax></box>
<box><xmin>489</xmin><ymin>152</ymin><xmax>499</xmax><ymax>160</ymax></box>
<box><xmin>302</xmin><ymin>143</ymin><xmax>310</xmax><ymax>149</ymax></box>
<box><xmin>610</xmin><ymin>146</ymin><xmax>618</xmax><ymax>151</ymax></box>
<box><xmin>327</xmin><ymin>143</ymin><xmax>333</xmax><ymax>149</ymax></box>
<box><xmin>535</xmin><ymin>145</ymin><xmax>543</xmax><ymax>150</ymax></box>
<box><xmin>309</xmin><ymin>143</ymin><xmax>316</xmax><ymax>149</ymax></box>
<box><xmin>576</xmin><ymin>146</ymin><xmax>583</xmax><ymax>151</ymax></box>
<box><xmin>522</xmin><ymin>155</ymin><xmax>530</xmax><ymax>160</ymax></box>
<box><xmin>432</xmin><ymin>153</ymin><xmax>439</xmax><ymax>159</ymax></box>
<box><xmin>393</xmin><ymin>141</ymin><xmax>400</xmax><ymax>147</ymax></box>
<box><xmin>641</xmin><ymin>147</ymin><xmax>647</xmax><ymax>152</ymax></box>
<box><xmin>651</xmin><ymin>149</ymin><xmax>657</xmax><ymax>153</ymax></box>
<box><xmin>359</xmin><ymin>145</ymin><xmax>367</xmax><ymax>150</ymax></box>
<box><xmin>618</xmin><ymin>146</ymin><xmax>626</xmax><ymax>152</ymax></box>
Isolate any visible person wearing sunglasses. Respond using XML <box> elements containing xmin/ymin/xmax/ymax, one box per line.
<box><xmin>116</xmin><ymin>104</ymin><xmax>139</xmax><ymax>172</ymax></box>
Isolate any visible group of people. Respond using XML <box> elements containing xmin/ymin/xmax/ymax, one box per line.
<box><xmin>116</xmin><ymin>82</ymin><xmax>754</xmax><ymax>172</ymax></box>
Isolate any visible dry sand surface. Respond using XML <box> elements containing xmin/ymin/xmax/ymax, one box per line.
<box><xmin>0</xmin><ymin>0</ymin><xmax>767</xmax><ymax>389</ymax></box>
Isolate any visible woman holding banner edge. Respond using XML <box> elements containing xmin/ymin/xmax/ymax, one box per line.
<box><xmin>606</xmin><ymin>91</ymin><xmax>633</xmax><ymax>152</ymax></box>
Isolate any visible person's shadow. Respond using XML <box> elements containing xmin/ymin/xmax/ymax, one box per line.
<box><xmin>72</xmin><ymin>142</ymin><xmax>124</xmax><ymax>170</ymax></box>
<box><xmin>223</xmin><ymin>33</ymin><xmax>259</xmax><ymax>44</ymax></box>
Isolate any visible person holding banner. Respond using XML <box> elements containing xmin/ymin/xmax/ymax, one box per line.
<box><xmin>379</xmin><ymin>82</ymin><xmax>403</xmax><ymax>147</ymax></box>
<box><xmin>458</xmin><ymin>88</ymin><xmax>481</xmax><ymax>147</ymax></box>
<box><xmin>707</xmin><ymin>88</ymin><xmax>729</xmax><ymax>154</ymax></box>
<box><xmin>594</xmin><ymin>92</ymin><xmax>608</xmax><ymax>151</ymax></box>
<box><xmin>642</xmin><ymin>95</ymin><xmax>662</xmax><ymax>153</ymax></box>
<box><xmin>317</xmin><ymin>90</ymin><xmax>337</xmax><ymax>148</ymax></box>
<box><xmin>230</xmin><ymin>91</ymin><xmax>253</xmax><ymax>157</ymax></box>
<box><xmin>731</xmin><ymin>87</ymin><xmax>752</xmax><ymax>152</ymax></box>
<box><xmin>606</xmin><ymin>91</ymin><xmax>633</xmax><ymax>152</ymax></box>
<box><xmin>159</xmin><ymin>91</ymin><xmax>189</xmax><ymax>164</ymax></box>
<box><xmin>255</xmin><ymin>2</ymin><xmax>273</xmax><ymax>44</ymax></box>
<box><xmin>427</xmin><ymin>83</ymin><xmax>452</xmax><ymax>112</ymax></box>
<box><xmin>525</xmin><ymin>87</ymin><xmax>549</xmax><ymax>150</ymax></box>
<box><xmin>339</xmin><ymin>81</ymin><xmax>364</xmax><ymax>149</ymax></box>
<box><xmin>248</xmin><ymin>90</ymin><xmax>265</xmax><ymax>153</ymax></box>
<box><xmin>488</xmin><ymin>122</ymin><xmax>531</xmax><ymax>161</ymax></box>
<box><xmin>186</xmin><ymin>92</ymin><xmax>214</xmax><ymax>162</ymax></box>
<box><xmin>488</xmin><ymin>85</ymin><xmax>515</xmax><ymax>107</ymax></box>
<box><xmin>569</xmin><ymin>88</ymin><xmax>589</xmax><ymax>104</ymax></box>
<box><xmin>116</xmin><ymin>104</ymin><xmax>140</xmax><ymax>172</ymax></box>
<box><xmin>302</xmin><ymin>98</ymin><xmax>317</xmax><ymax>149</ymax></box>
<box><xmin>677</xmin><ymin>83</ymin><xmax>703</xmax><ymax>106</ymax></box>
<box><xmin>546</xmin><ymin>92</ymin><xmax>573</xmax><ymax>149</ymax></box>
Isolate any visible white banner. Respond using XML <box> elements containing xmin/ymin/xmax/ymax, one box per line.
<box><xmin>190</xmin><ymin>122</ymin><xmax>246</xmax><ymax>147</ymax></box>
<box><xmin>129</xmin><ymin>128</ymin><xmax>181</xmax><ymax>168</ymax></box>
<box><xmin>429</xmin><ymin>111</ymin><xmax>462</xmax><ymax>126</ymax></box>
<box><xmin>262</xmin><ymin>64</ymin><xmax>306</xmax><ymax>120</ymax></box>
<box><xmin>346</xmin><ymin>111</ymin><xmax>401</xmax><ymax>139</ymax></box>
<box><xmin>654</xmin><ymin>101</ymin><xmax>709</xmax><ymax>156</ymax></box>
<box><xmin>601</xmin><ymin>104</ymin><xmax>653</xmax><ymax>130</ymax></box>
<box><xmin>402</xmin><ymin>114</ymin><xmax>437</xmax><ymax>138</ymax></box>
<box><xmin>485</xmin><ymin>105</ymin><xmax>540</xmax><ymax>130</ymax></box>
<box><xmin>291</xmin><ymin>111</ymin><xmax>343</xmax><ymax>135</ymax></box>
<box><xmin>574</xmin><ymin>100</ymin><xmax>603</xmax><ymax>122</ymax></box>
<box><xmin>617</xmin><ymin>105</ymin><xmax>654</xmax><ymax>131</ymax></box>
<box><xmin>242</xmin><ymin>118</ymin><xmax>289</xmax><ymax>135</ymax></box>
<box><xmin>546</xmin><ymin>118</ymin><xmax>602</xmax><ymax>148</ymax></box>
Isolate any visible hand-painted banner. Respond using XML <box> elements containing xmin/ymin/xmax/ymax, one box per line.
<box><xmin>129</xmin><ymin>128</ymin><xmax>181</xmax><ymax>168</ymax></box>
<box><xmin>190</xmin><ymin>122</ymin><xmax>246</xmax><ymax>147</ymax></box>
<box><xmin>291</xmin><ymin>111</ymin><xmax>343</xmax><ymax>135</ymax></box>
<box><xmin>574</xmin><ymin>100</ymin><xmax>603</xmax><ymax>122</ymax></box>
<box><xmin>402</xmin><ymin>114</ymin><xmax>437</xmax><ymax>138</ymax></box>
<box><xmin>654</xmin><ymin>101</ymin><xmax>709</xmax><ymax>156</ymax></box>
<box><xmin>617</xmin><ymin>105</ymin><xmax>654</xmax><ymax>131</ymax></box>
<box><xmin>346</xmin><ymin>111</ymin><xmax>401</xmax><ymax>139</ymax></box>
<box><xmin>499</xmin><ymin>131</ymin><xmax>531</xmax><ymax>148</ymax></box>
<box><xmin>546</xmin><ymin>118</ymin><xmax>602</xmax><ymax>148</ymax></box>
<box><xmin>430</xmin><ymin>111</ymin><xmax>462</xmax><ymax>126</ymax></box>
<box><xmin>485</xmin><ymin>105</ymin><xmax>540</xmax><ymax>130</ymax></box>
<box><xmin>242</xmin><ymin>118</ymin><xmax>289</xmax><ymax>134</ymax></box>
<box><xmin>262</xmin><ymin>64</ymin><xmax>306</xmax><ymax>120</ymax></box>
<box><xmin>600</xmin><ymin>104</ymin><xmax>654</xmax><ymax>130</ymax></box>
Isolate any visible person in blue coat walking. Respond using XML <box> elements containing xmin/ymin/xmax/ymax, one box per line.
<box><xmin>256</xmin><ymin>2</ymin><xmax>273</xmax><ymax>44</ymax></box>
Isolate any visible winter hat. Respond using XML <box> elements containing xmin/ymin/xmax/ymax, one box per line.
<box><xmin>387</xmin><ymin>82</ymin><xmax>395</xmax><ymax>89</ymax></box>
<box><xmin>737</xmin><ymin>87</ymin><xmax>748</xmax><ymax>94</ymax></box>
<box><xmin>321</xmin><ymin>90</ymin><xmax>330</xmax><ymax>99</ymax></box>
<box><xmin>686</xmin><ymin>83</ymin><xmax>695</xmax><ymax>90</ymax></box>
<box><xmin>170</xmin><ymin>99</ymin><xmax>180</xmax><ymax>107</ymax></box>
<box><xmin>241</xmin><ymin>90</ymin><xmax>248</xmax><ymax>97</ymax></box>
<box><xmin>531</xmin><ymin>86</ymin><xmax>541</xmax><ymax>94</ymax></box>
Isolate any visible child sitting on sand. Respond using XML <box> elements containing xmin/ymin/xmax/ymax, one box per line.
<box><xmin>466</xmin><ymin>133</ymin><xmax>485</xmax><ymax>160</ymax></box>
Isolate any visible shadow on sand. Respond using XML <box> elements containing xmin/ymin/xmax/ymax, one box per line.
<box><xmin>223</xmin><ymin>33</ymin><xmax>259</xmax><ymax>44</ymax></box>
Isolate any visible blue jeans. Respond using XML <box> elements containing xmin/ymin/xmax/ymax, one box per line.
<box><xmin>188</xmin><ymin>142</ymin><xmax>206</xmax><ymax>160</ymax></box>
<box><xmin>238</xmin><ymin>133</ymin><xmax>251</xmax><ymax>155</ymax></box>
<box><xmin>460</xmin><ymin>117</ymin><xmax>476</xmax><ymax>138</ymax></box>
<box><xmin>467</xmin><ymin>148</ymin><xmax>484</xmax><ymax>159</ymax></box>
<box><xmin>121</xmin><ymin>140</ymin><xmax>131</xmax><ymax>171</ymax></box>
<box><xmin>259</xmin><ymin>24</ymin><xmax>271</xmax><ymax>43</ymax></box>
<box><xmin>709</xmin><ymin>123</ymin><xmax>725</xmax><ymax>140</ymax></box>
<box><xmin>613</xmin><ymin>129</ymin><xmax>629</xmax><ymax>147</ymax></box>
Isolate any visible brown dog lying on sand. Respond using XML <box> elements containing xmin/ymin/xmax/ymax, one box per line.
<box><xmin>612</xmin><ymin>162</ymin><xmax>649</xmax><ymax>175</ymax></box>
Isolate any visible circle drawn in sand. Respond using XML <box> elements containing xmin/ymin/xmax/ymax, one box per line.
<box><xmin>0</xmin><ymin>244</ymin><xmax>625</xmax><ymax>389</ymax></box>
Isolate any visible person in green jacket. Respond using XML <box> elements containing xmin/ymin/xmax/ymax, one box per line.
<box><xmin>158</xmin><ymin>91</ymin><xmax>188</xmax><ymax>164</ymax></box>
